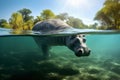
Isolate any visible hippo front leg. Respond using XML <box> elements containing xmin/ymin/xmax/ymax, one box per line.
<box><xmin>41</xmin><ymin>44</ymin><xmax>51</xmax><ymax>58</ymax></box>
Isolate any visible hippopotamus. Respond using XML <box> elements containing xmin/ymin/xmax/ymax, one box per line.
<box><xmin>32</xmin><ymin>19</ymin><xmax>91</xmax><ymax>58</ymax></box>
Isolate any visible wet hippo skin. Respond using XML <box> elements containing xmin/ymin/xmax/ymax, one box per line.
<box><xmin>32</xmin><ymin>19</ymin><xmax>91</xmax><ymax>58</ymax></box>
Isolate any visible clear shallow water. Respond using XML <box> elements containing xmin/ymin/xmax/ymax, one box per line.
<box><xmin>0</xmin><ymin>28</ymin><xmax>120</xmax><ymax>80</ymax></box>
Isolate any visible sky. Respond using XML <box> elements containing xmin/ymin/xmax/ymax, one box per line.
<box><xmin>0</xmin><ymin>0</ymin><xmax>105</xmax><ymax>25</ymax></box>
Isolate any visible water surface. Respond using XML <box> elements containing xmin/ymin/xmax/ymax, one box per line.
<box><xmin>0</xmin><ymin>28</ymin><xmax>120</xmax><ymax>80</ymax></box>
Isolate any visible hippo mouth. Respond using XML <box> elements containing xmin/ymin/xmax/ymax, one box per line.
<box><xmin>75</xmin><ymin>48</ymin><xmax>91</xmax><ymax>57</ymax></box>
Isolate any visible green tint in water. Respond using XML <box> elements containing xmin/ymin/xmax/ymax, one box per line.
<box><xmin>0</xmin><ymin>28</ymin><xmax>120</xmax><ymax>80</ymax></box>
<box><xmin>0</xmin><ymin>36</ymin><xmax>39</xmax><ymax>54</ymax></box>
<box><xmin>87</xmin><ymin>34</ymin><xmax>120</xmax><ymax>59</ymax></box>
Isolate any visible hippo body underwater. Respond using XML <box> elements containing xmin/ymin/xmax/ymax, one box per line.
<box><xmin>32</xmin><ymin>19</ymin><xmax>91</xmax><ymax>58</ymax></box>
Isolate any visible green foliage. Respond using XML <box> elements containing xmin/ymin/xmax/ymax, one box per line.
<box><xmin>18</xmin><ymin>8</ymin><xmax>33</xmax><ymax>22</ymax></box>
<box><xmin>34</xmin><ymin>16</ymin><xmax>42</xmax><ymax>24</ymax></box>
<box><xmin>9</xmin><ymin>12</ymin><xmax>24</xmax><ymax>30</ymax></box>
<box><xmin>67</xmin><ymin>16</ymin><xmax>86</xmax><ymax>29</ymax></box>
<box><xmin>0</xmin><ymin>19</ymin><xmax>7</xmax><ymax>28</ymax></box>
<box><xmin>23</xmin><ymin>20</ymin><xmax>34</xmax><ymax>30</ymax></box>
<box><xmin>88</xmin><ymin>23</ymin><xmax>98</xmax><ymax>29</ymax></box>
<box><xmin>94</xmin><ymin>0</ymin><xmax>120</xmax><ymax>30</ymax></box>
<box><xmin>6</xmin><ymin>8</ymin><xmax>34</xmax><ymax>30</ymax></box>
<box><xmin>56</xmin><ymin>13</ymin><xmax>68</xmax><ymax>21</ymax></box>
<box><xmin>2</xmin><ymin>22</ymin><xmax>11</xmax><ymax>29</ymax></box>
<box><xmin>56</xmin><ymin>13</ymin><xmax>87</xmax><ymax>29</ymax></box>
<box><xmin>2</xmin><ymin>8</ymin><xmax>88</xmax><ymax>30</ymax></box>
<box><xmin>41</xmin><ymin>9</ymin><xmax>55</xmax><ymax>20</ymax></box>
<box><xmin>0</xmin><ymin>19</ymin><xmax>12</xmax><ymax>29</ymax></box>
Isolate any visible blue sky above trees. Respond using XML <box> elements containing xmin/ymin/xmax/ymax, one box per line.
<box><xmin>0</xmin><ymin>0</ymin><xmax>104</xmax><ymax>25</ymax></box>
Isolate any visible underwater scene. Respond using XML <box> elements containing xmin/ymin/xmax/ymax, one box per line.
<box><xmin>0</xmin><ymin>28</ymin><xmax>120</xmax><ymax>80</ymax></box>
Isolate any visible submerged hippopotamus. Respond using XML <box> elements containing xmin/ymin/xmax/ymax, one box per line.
<box><xmin>32</xmin><ymin>19</ymin><xmax>91</xmax><ymax>58</ymax></box>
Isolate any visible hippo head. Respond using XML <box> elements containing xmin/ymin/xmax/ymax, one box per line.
<box><xmin>66</xmin><ymin>34</ymin><xmax>91</xmax><ymax>57</ymax></box>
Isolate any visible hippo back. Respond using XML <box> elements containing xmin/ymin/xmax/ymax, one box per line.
<box><xmin>32</xmin><ymin>19</ymin><xmax>71</xmax><ymax>32</ymax></box>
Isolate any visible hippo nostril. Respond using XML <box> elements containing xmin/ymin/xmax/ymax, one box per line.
<box><xmin>78</xmin><ymin>49</ymin><xmax>83</xmax><ymax>54</ymax></box>
<box><xmin>75</xmin><ymin>49</ymin><xmax>83</xmax><ymax>57</ymax></box>
<box><xmin>75</xmin><ymin>48</ymin><xmax>91</xmax><ymax>57</ymax></box>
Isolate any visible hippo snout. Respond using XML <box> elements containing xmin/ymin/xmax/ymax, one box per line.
<box><xmin>75</xmin><ymin>48</ymin><xmax>91</xmax><ymax>57</ymax></box>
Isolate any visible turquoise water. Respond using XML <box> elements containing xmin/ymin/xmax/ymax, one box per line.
<box><xmin>0</xmin><ymin>28</ymin><xmax>120</xmax><ymax>80</ymax></box>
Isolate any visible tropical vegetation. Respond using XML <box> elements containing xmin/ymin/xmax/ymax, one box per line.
<box><xmin>0</xmin><ymin>8</ymin><xmax>88</xmax><ymax>30</ymax></box>
<box><xmin>94</xmin><ymin>0</ymin><xmax>120</xmax><ymax>30</ymax></box>
<box><xmin>0</xmin><ymin>0</ymin><xmax>120</xmax><ymax>30</ymax></box>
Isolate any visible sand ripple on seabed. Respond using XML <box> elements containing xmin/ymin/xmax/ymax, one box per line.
<box><xmin>52</xmin><ymin>56</ymin><xmax>120</xmax><ymax>80</ymax></box>
<box><xmin>0</xmin><ymin>51</ymin><xmax>120</xmax><ymax>80</ymax></box>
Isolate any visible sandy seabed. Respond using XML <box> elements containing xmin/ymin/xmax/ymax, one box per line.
<box><xmin>0</xmin><ymin>50</ymin><xmax>120</xmax><ymax>80</ymax></box>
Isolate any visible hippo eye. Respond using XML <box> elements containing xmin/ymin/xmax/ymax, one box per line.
<box><xmin>83</xmin><ymin>38</ymin><xmax>86</xmax><ymax>43</ymax></box>
<box><xmin>83</xmin><ymin>35</ymin><xmax>85</xmax><ymax>37</ymax></box>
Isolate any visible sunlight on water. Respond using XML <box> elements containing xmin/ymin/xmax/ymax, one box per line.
<box><xmin>0</xmin><ymin>28</ymin><xmax>120</xmax><ymax>80</ymax></box>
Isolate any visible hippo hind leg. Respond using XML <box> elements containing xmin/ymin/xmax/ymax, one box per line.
<box><xmin>41</xmin><ymin>45</ymin><xmax>51</xmax><ymax>58</ymax></box>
